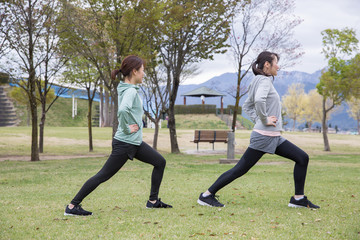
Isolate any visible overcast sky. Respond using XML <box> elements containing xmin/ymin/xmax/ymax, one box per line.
<box><xmin>184</xmin><ymin>0</ymin><xmax>360</xmax><ymax>85</ymax></box>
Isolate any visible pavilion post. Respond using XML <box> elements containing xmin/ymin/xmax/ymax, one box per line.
<box><xmin>220</xmin><ymin>96</ymin><xmax>223</xmax><ymax>115</ymax></box>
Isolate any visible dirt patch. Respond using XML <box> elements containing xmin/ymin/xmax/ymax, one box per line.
<box><xmin>0</xmin><ymin>154</ymin><xmax>108</xmax><ymax>162</ymax></box>
<box><xmin>184</xmin><ymin>149</ymin><xmax>245</xmax><ymax>155</ymax></box>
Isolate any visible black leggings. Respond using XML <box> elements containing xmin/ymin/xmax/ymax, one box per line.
<box><xmin>71</xmin><ymin>139</ymin><xmax>166</xmax><ymax>205</ymax></box>
<box><xmin>208</xmin><ymin>140</ymin><xmax>309</xmax><ymax>195</ymax></box>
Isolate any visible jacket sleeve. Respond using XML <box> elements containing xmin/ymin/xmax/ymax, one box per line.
<box><xmin>254</xmin><ymin>78</ymin><xmax>271</xmax><ymax>125</ymax></box>
<box><xmin>117</xmin><ymin>88</ymin><xmax>138</xmax><ymax>135</ymax></box>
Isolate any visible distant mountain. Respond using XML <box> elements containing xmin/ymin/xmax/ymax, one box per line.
<box><xmin>176</xmin><ymin>70</ymin><xmax>357</xmax><ymax>131</ymax></box>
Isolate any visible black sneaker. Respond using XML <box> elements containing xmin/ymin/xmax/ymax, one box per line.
<box><xmin>288</xmin><ymin>196</ymin><xmax>320</xmax><ymax>209</ymax></box>
<box><xmin>64</xmin><ymin>204</ymin><xmax>93</xmax><ymax>216</ymax></box>
<box><xmin>197</xmin><ymin>193</ymin><xmax>225</xmax><ymax>207</ymax></box>
<box><xmin>146</xmin><ymin>198</ymin><xmax>173</xmax><ymax>208</ymax></box>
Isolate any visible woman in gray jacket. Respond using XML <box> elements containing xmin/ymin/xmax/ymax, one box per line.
<box><xmin>197</xmin><ymin>51</ymin><xmax>319</xmax><ymax>209</ymax></box>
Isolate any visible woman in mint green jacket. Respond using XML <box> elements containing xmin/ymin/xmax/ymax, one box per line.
<box><xmin>65</xmin><ymin>55</ymin><xmax>172</xmax><ymax>216</ymax></box>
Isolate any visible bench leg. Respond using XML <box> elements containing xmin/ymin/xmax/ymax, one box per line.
<box><xmin>197</xmin><ymin>142</ymin><xmax>199</xmax><ymax>151</ymax></box>
<box><xmin>212</xmin><ymin>142</ymin><xmax>214</xmax><ymax>150</ymax></box>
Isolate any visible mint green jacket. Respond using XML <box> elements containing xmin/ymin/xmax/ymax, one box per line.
<box><xmin>114</xmin><ymin>82</ymin><xmax>143</xmax><ymax>145</ymax></box>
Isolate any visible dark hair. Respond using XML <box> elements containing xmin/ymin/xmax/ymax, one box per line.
<box><xmin>111</xmin><ymin>55</ymin><xmax>144</xmax><ymax>80</ymax></box>
<box><xmin>252</xmin><ymin>51</ymin><xmax>279</xmax><ymax>76</ymax></box>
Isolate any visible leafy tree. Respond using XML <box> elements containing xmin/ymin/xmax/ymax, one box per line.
<box><xmin>229</xmin><ymin>0</ymin><xmax>303</xmax><ymax>132</ymax></box>
<box><xmin>59</xmin><ymin>0</ymin><xmax>162</xmax><ymax>137</ymax></box>
<box><xmin>345</xmin><ymin>53</ymin><xmax>360</xmax><ymax>99</ymax></box>
<box><xmin>317</xmin><ymin>28</ymin><xmax>358</xmax><ymax>151</ymax></box>
<box><xmin>58</xmin><ymin>0</ymin><xmax>114</xmax><ymax>129</ymax></box>
<box><xmin>301</xmin><ymin>89</ymin><xmax>335</xmax><ymax>130</ymax></box>
<box><xmin>347</xmin><ymin>97</ymin><xmax>360</xmax><ymax>134</ymax></box>
<box><xmin>282</xmin><ymin>83</ymin><xmax>306</xmax><ymax>131</ymax></box>
<box><xmin>158</xmin><ymin>0</ymin><xmax>239</xmax><ymax>153</ymax></box>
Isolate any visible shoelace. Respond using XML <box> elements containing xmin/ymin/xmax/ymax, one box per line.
<box><xmin>211</xmin><ymin>194</ymin><xmax>222</xmax><ymax>204</ymax></box>
<box><xmin>157</xmin><ymin>198</ymin><xmax>165</xmax><ymax>207</ymax></box>
<box><xmin>75</xmin><ymin>204</ymin><xmax>82</xmax><ymax>210</ymax></box>
<box><xmin>212</xmin><ymin>194</ymin><xmax>220</xmax><ymax>200</ymax></box>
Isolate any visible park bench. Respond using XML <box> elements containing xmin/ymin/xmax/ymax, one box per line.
<box><xmin>192</xmin><ymin>130</ymin><xmax>229</xmax><ymax>150</ymax></box>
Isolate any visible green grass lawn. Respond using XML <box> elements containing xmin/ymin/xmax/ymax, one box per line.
<box><xmin>1</xmin><ymin>152</ymin><xmax>359</xmax><ymax>239</ymax></box>
<box><xmin>0</xmin><ymin>127</ymin><xmax>359</xmax><ymax>239</ymax></box>
<box><xmin>12</xmin><ymin>96</ymin><xmax>96</xmax><ymax>127</ymax></box>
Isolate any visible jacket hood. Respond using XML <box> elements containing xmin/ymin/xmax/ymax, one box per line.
<box><xmin>117</xmin><ymin>81</ymin><xmax>139</xmax><ymax>94</ymax></box>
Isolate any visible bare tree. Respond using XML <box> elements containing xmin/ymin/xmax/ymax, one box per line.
<box><xmin>63</xmin><ymin>56</ymin><xmax>101</xmax><ymax>152</ymax></box>
<box><xmin>0</xmin><ymin>5</ymin><xmax>10</xmax><ymax>57</ymax></box>
<box><xmin>229</xmin><ymin>0</ymin><xmax>303</xmax><ymax>131</ymax></box>
<box><xmin>36</xmin><ymin>1</ymin><xmax>69</xmax><ymax>153</ymax></box>
<box><xmin>0</xmin><ymin>0</ymin><xmax>61</xmax><ymax>161</ymax></box>
<box><xmin>140</xmin><ymin>61</ymin><xmax>169</xmax><ymax>150</ymax></box>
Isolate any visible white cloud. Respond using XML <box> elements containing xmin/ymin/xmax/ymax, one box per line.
<box><xmin>184</xmin><ymin>0</ymin><xmax>360</xmax><ymax>84</ymax></box>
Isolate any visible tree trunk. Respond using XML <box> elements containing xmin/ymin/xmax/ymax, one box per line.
<box><xmin>231</xmin><ymin>71</ymin><xmax>242</xmax><ymax>132</ymax></box>
<box><xmin>168</xmin><ymin>104</ymin><xmax>180</xmax><ymax>153</ymax></box>
<box><xmin>39</xmin><ymin>103</ymin><xmax>46</xmax><ymax>153</ymax></box>
<box><xmin>111</xmin><ymin>90</ymin><xmax>118</xmax><ymax>138</ymax></box>
<box><xmin>357</xmin><ymin>117</ymin><xmax>360</xmax><ymax>135</ymax></box>
<box><xmin>153</xmin><ymin>119</ymin><xmax>159</xmax><ymax>150</ymax></box>
<box><xmin>104</xmin><ymin>90</ymin><xmax>110</xmax><ymax>127</ymax></box>
<box><xmin>27</xmin><ymin>105</ymin><xmax>30</xmax><ymax>126</ymax></box>
<box><xmin>292</xmin><ymin>116</ymin><xmax>296</xmax><ymax>131</ymax></box>
<box><xmin>28</xmin><ymin>0</ymin><xmax>39</xmax><ymax>161</ymax></box>
<box><xmin>99</xmin><ymin>83</ymin><xmax>104</xmax><ymax>127</ymax></box>
<box><xmin>167</xmin><ymin>71</ymin><xmax>180</xmax><ymax>153</ymax></box>
<box><xmin>321</xmin><ymin>98</ymin><xmax>330</xmax><ymax>151</ymax></box>
<box><xmin>88</xmin><ymin>100</ymin><xmax>93</xmax><ymax>152</ymax></box>
<box><xmin>29</xmin><ymin>79</ymin><xmax>39</xmax><ymax>161</ymax></box>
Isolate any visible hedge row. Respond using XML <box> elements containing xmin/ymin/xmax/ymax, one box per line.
<box><xmin>174</xmin><ymin>104</ymin><xmax>242</xmax><ymax>115</ymax></box>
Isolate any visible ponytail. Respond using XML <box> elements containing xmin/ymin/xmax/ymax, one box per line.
<box><xmin>111</xmin><ymin>69</ymin><xmax>121</xmax><ymax>80</ymax></box>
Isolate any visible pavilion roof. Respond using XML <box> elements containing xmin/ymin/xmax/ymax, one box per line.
<box><xmin>181</xmin><ymin>86</ymin><xmax>225</xmax><ymax>97</ymax></box>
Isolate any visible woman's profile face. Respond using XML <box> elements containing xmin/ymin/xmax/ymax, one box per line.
<box><xmin>267</xmin><ymin>56</ymin><xmax>280</xmax><ymax>76</ymax></box>
<box><xmin>133</xmin><ymin>64</ymin><xmax>145</xmax><ymax>84</ymax></box>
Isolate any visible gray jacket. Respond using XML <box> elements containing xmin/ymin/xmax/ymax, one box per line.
<box><xmin>243</xmin><ymin>75</ymin><xmax>283</xmax><ymax>132</ymax></box>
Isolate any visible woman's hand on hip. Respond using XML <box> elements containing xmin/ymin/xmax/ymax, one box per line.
<box><xmin>129</xmin><ymin>124</ymin><xmax>139</xmax><ymax>133</ymax></box>
<box><xmin>266</xmin><ymin>116</ymin><xmax>278</xmax><ymax>127</ymax></box>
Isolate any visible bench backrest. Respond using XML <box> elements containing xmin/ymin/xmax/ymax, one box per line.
<box><xmin>194</xmin><ymin>130</ymin><xmax>229</xmax><ymax>141</ymax></box>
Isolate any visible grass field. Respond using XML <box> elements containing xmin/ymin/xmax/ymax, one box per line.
<box><xmin>0</xmin><ymin>127</ymin><xmax>359</xmax><ymax>239</ymax></box>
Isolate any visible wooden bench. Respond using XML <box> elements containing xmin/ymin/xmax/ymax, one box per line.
<box><xmin>192</xmin><ymin>130</ymin><xmax>229</xmax><ymax>150</ymax></box>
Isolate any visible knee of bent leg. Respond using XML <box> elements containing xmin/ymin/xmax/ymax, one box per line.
<box><xmin>156</xmin><ymin>157</ymin><xmax>166</xmax><ymax>169</ymax></box>
<box><xmin>299</xmin><ymin>152</ymin><xmax>309</xmax><ymax>166</ymax></box>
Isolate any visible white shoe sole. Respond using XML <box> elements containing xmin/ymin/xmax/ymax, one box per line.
<box><xmin>288</xmin><ymin>203</ymin><xmax>306</xmax><ymax>208</ymax></box>
<box><xmin>197</xmin><ymin>199</ymin><xmax>225</xmax><ymax>207</ymax></box>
